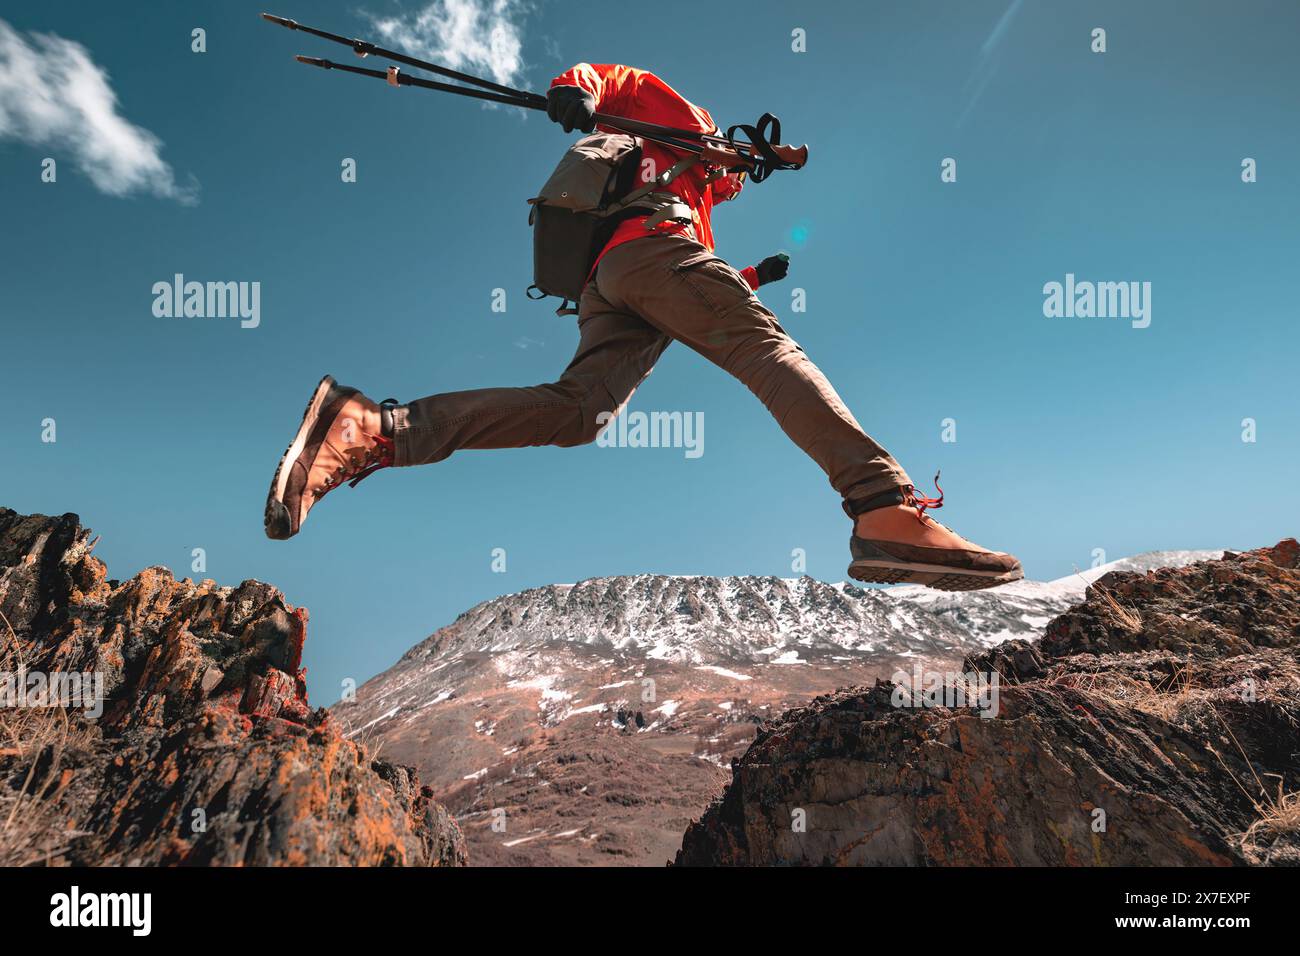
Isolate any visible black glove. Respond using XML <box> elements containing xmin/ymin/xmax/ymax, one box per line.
<box><xmin>754</xmin><ymin>254</ymin><xmax>790</xmax><ymax>286</ymax></box>
<box><xmin>546</xmin><ymin>85</ymin><xmax>597</xmax><ymax>133</ymax></box>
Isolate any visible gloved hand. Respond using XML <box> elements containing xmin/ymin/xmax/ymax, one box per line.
<box><xmin>546</xmin><ymin>85</ymin><xmax>597</xmax><ymax>133</ymax></box>
<box><xmin>754</xmin><ymin>253</ymin><xmax>790</xmax><ymax>286</ymax></box>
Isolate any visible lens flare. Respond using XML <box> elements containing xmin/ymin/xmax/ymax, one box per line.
<box><xmin>787</xmin><ymin>220</ymin><xmax>812</xmax><ymax>249</ymax></box>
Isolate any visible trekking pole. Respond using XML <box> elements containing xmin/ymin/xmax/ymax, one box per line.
<box><xmin>268</xmin><ymin>13</ymin><xmax>745</xmax><ymax>150</ymax></box>
<box><xmin>263</xmin><ymin>12</ymin><xmax>808</xmax><ymax>179</ymax></box>
<box><xmin>262</xmin><ymin>12</ymin><xmax>543</xmax><ymax>105</ymax></box>
<box><xmin>293</xmin><ymin>55</ymin><xmax>740</xmax><ymax>163</ymax></box>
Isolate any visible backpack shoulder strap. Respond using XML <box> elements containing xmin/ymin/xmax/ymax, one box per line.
<box><xmin>609</xmin><ymin>154</ymin><xmax>699</xmax><ymax>211</ymax></box>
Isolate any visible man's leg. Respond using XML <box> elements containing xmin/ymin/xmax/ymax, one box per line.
<box><xmin>265</xmin><ymin>283</ymin><xmax>668</xmax><ymax>539</ymax></box>
<box><xmin>389</xmin><ymin>286</ymin><xmax>670</xmax><ymax>465</ymax></box>
<box><xmin>593</xmin><ymin>235</ymin><xmax>1021</xmax><ymax>591</ymax></box>
<box><xmin>595</xmin><ymin>235</ymin><xmax>909</xmax><ymax>506</ymax></box>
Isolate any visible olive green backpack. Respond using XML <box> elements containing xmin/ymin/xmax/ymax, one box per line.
<box><xmin>527</xmin><ymin>132</ymin><xmax>696</xmax><ymax>315</ymax></box>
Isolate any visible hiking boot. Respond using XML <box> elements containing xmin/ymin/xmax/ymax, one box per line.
<box><xmin>846</xmin><ymin>475</ymin><xmax>1022</xmax><ymax>591</ymax></box>
<box><xmin>264</xmin><ymin>375</ymin><xmax>394</xmax><ymax>540</ymax></box>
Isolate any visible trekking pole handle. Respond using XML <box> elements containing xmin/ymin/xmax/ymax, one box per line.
<box><xmin>699</xmin><ymin>142</ymin><xmax>754</xmax><ymax>169</ymax></box>
<box><xmin>769</xmin><ymin>144</ymin><xmax>809</xmax><ymax>169</ymax></box>
<box><xmin>593</xmin><ymin>110</ymin><xmax>809</xmax><ymax>170</ymax></box>
<box><xmin>698</xmin><ymin>141</ymin><xmax>808</xmax><ymax>172</ymax></box>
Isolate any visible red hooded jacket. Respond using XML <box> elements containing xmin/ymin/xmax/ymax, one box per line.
<box><xmin>550</xmin><ymin>64</ymin><xmax>759</xmax><ymax>290</ymax></box>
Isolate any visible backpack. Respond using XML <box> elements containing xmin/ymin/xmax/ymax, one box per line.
<box><xmin>527</xmin><ymin>132</ymin><xmax>697</xmax><ymax>315</ymax></box>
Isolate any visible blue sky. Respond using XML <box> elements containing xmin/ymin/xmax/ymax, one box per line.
<box><xmin>3</xmin><ymin>1</ymin><xmax>1297</xmax><ymax>701</ymax></box>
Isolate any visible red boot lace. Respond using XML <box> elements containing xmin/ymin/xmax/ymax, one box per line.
<box><xmin>315</xmin><ymin>434</ymin><xmax>395</xmax><ymax>499</ymax></box>
<box><xmin>346</xmin><ymin>434</ymin><xmax>394</xmax><ymax>487</ymax></box>
<box><xmin>906</xmin><ymin>471</ymin><xmax>944</xmax><ymax>525</ymax></box>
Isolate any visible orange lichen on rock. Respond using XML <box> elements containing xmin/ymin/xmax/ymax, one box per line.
<box><xmin>0</xmin><ymin>508</ymin><xmax>466</xmax><ymax>867</ymax></box>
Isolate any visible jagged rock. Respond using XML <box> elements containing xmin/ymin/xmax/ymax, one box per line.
<box><xmin>0</xmin><ymin>508</ymin><xmax>466</xmax><ymax>866</ymax></box>
<box><xmin>677</xmin><ymin>542</ymin><xmax>1300</xmax><ymax>866</ymax></box>
<box><xmin>1035</xmin><ymin>539</ymin><xmax>1300</xmax><ymax>660</ymax></box>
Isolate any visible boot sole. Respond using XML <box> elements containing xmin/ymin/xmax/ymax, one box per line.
<box><xmin>264</xmin><ymin>375</ymin><xmax>338</xmax><ymax>540</ymax></box>
<box><xmin>848</xmin><ymin>559</ymin><xmax>1023</xmax><ymax>592</ymax></box>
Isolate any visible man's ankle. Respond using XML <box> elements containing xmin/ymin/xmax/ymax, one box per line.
<box><xmin>854</xmin><ymin>503</ymin><xmax>914</xmax><ymax>537</ymax></box>
<box><xmin>842</xmin><ymin>486</ymin><xmax>908</xmax><ymax>520</ymax></box>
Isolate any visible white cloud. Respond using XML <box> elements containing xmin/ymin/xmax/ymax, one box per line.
<box><xmin>0</xmin><ymin>19</ymin><xmax>196</xmax><ymax>203</ymax></box>
<box><xmin>366</xmin><ymin>0</ymin><xmax>530</xmax><ymax>91</ymax></box>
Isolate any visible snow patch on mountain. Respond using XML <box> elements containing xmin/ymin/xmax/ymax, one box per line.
<box><xmin>392</xmin><ymin>550</ymin><xmax>1222</xmax><ymax>673</ymax></box>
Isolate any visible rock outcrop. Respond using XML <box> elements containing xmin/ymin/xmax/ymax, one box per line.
<box><xmin>0</xmin><ymin>508</ymin><xmax>465</xmax><ymax>866</ymax></box>
<box><xmin>676</xmin><ymin>542</ymin><xmax>1300</xmax><ymax>866</ymax></box>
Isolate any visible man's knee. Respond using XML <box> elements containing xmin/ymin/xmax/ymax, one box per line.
<box><xmin>553</xmin><ymin>405</ymin><xmax>618</xmax><ymax>447</ymax></box>
<box><xmin>721</xmin><ymin>326</ymin><xmax>802</xmax><ymax>381</ymax></box>
<box><xmin>544</xmin><ymin>381</ymin><xmax>618</xmax><ymax>448</ymax></box>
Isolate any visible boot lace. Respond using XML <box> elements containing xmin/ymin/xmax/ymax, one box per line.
<box><xmin>314</xmin><ymin>434</ymin><xmax>395</xmax><ymax>499</ymax></box>
<box><xmin>905</xmin><ymin>471</ymin><xmax>944</xmax><ymax>525</ymax></box>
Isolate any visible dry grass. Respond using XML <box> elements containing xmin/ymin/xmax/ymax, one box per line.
<box><xmin>1091</xmin><ymin>581</ymin><xmax>1144</xmax><ymax>632</ymax></box>
<box><xmin>0</xmin><ymin>608</ymin><xmax>93</xmax><ymax>866</ymax></box>
<box><xmin>1239</xmin><ymin>786</ymin><xmax>1300</xmax><ymax>863</ymax></box>
<box><xmin>1052</xmin><ymin>641</ymin><xmax>1299</xmax><ymax>862</ymax></box>
<box><xmin>1203</xmin><ymin>704</ymin><xmax>1300</xmax><ymax>864</ymax></box>
<box><xmin>333</xmin><ymin>705</ymin><xmax>389</xmax><ymax>761</ymax></box>
<box><xmin>1051</xmin><ymin>654</ymin><xmax>1199</xmax><ymax>722</ymax></box>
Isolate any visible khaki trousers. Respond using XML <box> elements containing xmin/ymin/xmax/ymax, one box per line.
<box><xmin>390</xmin><ymin>235</ymin><xmax>911</xmax><ymax>507</ymax></box>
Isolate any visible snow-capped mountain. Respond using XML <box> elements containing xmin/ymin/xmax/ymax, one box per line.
<box><xmin>396</xmin><ymin>549</ymin><xmax>1224</xmax><ymax>668</ymax></box>
<box><xmin>335</xmin><ymin>548</ymin><xmax>1222</xmax><ymax>866</ymax></box>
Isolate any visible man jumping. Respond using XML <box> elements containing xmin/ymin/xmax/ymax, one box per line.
<box><xmin>263</xmin><ymin>63</ymin><xmax>1022</xmax><ymax>591</ymax></box>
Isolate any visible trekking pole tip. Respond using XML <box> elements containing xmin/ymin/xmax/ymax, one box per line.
<box><xmin>294</xmin><ymin>55</ymin><xmax>331</xmax><ymax>69</ymax></box>
<box><xmin>261</xmin><ymin>13</ymin><xmax>297</xmax><ymax>29</ymax></box>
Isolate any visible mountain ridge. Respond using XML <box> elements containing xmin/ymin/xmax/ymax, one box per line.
<box><xmin>386</xmin><ymin>549</ymin><xmax>1224</xmax><ymax>673</ymax></box>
